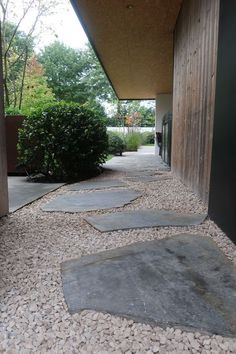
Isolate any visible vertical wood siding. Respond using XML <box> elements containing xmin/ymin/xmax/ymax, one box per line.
<box><xmin>0</xmin><ymin>28</ymin><xmax>9</xmax><ymax>217</ymax></box>
<box><xmin>172</xmin><ymin>0</ymin><xmax>219</xmax><ymax>202</ymax></box>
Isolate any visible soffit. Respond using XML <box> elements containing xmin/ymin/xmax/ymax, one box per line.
<box><xmin>71</xmin><ymin>0</ymin><xmax>182</xmax><ymax>99</ymax></box>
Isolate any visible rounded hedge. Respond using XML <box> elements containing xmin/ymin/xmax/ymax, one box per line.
<box><xmin>18</xmin><ymin>102</ymin><xmax>108</xmax><ymax>180</ymax></box>
<box><xmin>141</xmin><ymin>132</ymin><xmax>155</xmax><ymax>145</ymax></box>
<box><xmin>107</xmin><ymin>132</ymin><xmax>126</xmax><ymax>156</ymax></box>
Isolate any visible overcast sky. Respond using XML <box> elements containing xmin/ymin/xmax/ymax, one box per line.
<box><xmin>13</xmin><ymin>0</ymin><xmax>88</xmax><ymax>51</ymax></box>
<box><xmin>38</xmin><ymin>1</ymin><xmax>88</xmax><ymax>51</ymax></box>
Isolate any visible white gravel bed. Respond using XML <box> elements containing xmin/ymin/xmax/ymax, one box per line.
<box><xmin>0</xmin><ymin>166</ymin><xmax>236</xmax><ymax>354</ymax></box>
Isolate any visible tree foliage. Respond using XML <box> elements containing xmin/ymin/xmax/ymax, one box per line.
<box><xmin>1</xmin><ymin>21</ymin><xmax>34</xmax><ymax>108</ymax></box>
<box><xmin>39</xmin><ymin>41</ymin><xmax>88</xmax><ymax>103</ymax></box>
<box><xmin>0</xmin><ymin>0</ymin><xmax>62</xmax><ymax>109</ymax></box>
<box><xmin>21</xmin><ymin>56</ymin><xmax>55</xmax><ymax>115</ymax></box>
<box><xmin>108</xmin><ymin>100</ymin><xmax>155</xmax><ymax>127</ymax></box>
<box><xmin>80</xmin><ymin>44</ymin><xmax>116</xmax><ymax>102</ymax></box>
<box><xmin>39</xmin><ymin>42</ymin><xmax>116</xmax><ymax>104</ymax></box>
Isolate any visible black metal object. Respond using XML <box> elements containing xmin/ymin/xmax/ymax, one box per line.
<box><xmin>162</xmin><ymin>113</ymin><xmax>172</xmax><ymax>166</ymax></box>
<box><xmin>209</xmin><ymin>0</ymin><xmax>236</xmax><ymax>245</ymax></box>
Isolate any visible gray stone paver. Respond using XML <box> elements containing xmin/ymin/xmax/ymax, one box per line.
<box><xmin>8</xmin><ymin>176</ymin><xmax>64</xmax><ymax>212</ymax></box>
<box><xmin>67</xmin><ymin>178</ymin><xmax>127</xmax><ymax>190</ymax></box>
<box><xmin>42</xmin><ymin>189</ymin><xmax>142</xmax><ymax>212</ymax></box>
<box><xmin>84</xmin><ymin>209</ymin><xmax>206</xmax><ymax>232</ymax></box>
<box><xmin>1</xmin><ymin>146</ymin><xmax>236</xmax><ymax>352</ymax></box>
<box><xmin>62</xmin><ymin>234</ymin><xmax>236</xmax><ymax>336</ymax></box>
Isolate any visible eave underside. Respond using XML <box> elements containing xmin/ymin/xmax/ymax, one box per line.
<box><xmin>71</xmin><ymin>0</ymin><xmax>182</xmax><ymax>99</ymax></box>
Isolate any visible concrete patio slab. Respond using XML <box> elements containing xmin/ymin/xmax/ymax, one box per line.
<box><xmin>104</xmin><ymin>148</ymin><xmax>170</xmax><ymax>174</ymax></box>
<box><xmin>84</xmin><ymin>209</ymin><xmax>206</xmax><ymax>232</ymax></box>
<box><xmin>61</xmin><ymin>234</ymin><xmax>236</xmax><ymax>336</ymax></box>
<box><xmin>42</xmin><ymin>189</ymin><xmax>142</xmax><ymax>213</ymax></box>
<box><xmin>8</xmin><ymin>177</ymin><xmax>64</xmax><ymax>212</ymax></box>
<box><xmin>67</xmin><ymin>179</ymin><xmax>126</xmax><ymax>191</ymax></box>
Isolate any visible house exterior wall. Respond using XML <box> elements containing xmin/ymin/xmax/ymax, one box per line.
<box><xmin>0</xmin><ymin>30</ymin><xmax>9</xmax><ymax>216</ymax></box>
<box><xmin>172</xmin><ymin>0</ymin><xmax>220</xmax><ymax>202</ymax></box>
<box><xmin>209</xmin><ymin>0</ymin><xmax>236</xmax><ymax>245</ymax></box>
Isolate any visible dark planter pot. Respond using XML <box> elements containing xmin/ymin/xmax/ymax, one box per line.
<box><xmin>5</xmin><ymin>115</ymin><xmax>25</xmax><ymax>175</ymax></box>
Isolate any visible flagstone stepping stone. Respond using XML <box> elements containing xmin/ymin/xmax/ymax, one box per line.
<box><xmin>67</xmin><ymin>179</ymin><xmax>126</xmax><ymax>191</ymax></box>
<box><xmin>41</xmin><ymin>189</ymin><xmax>142</xmax><ymax>212</ymax></box>
<box><xmin>84</xmin><ymin>209</ymin><xmax>206</xmax><ymax>232</ymax></box>
<box><xmin>61</xmin><ymin>234</ymin><xmax>236</xmax><ymax>336</ymax></box>
<box><xmin>8</xmin><ymin>177</ymin><xmax>64</xmax><ymax>212</ymax></box>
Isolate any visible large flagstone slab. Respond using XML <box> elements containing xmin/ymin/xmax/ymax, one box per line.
<box><xmin>67</xmin><ymin>179</ymin><xmax>126</xmax><ymax>191</ymax></box>
<box><xmin>8</xmin><ymin>177</ymin><xmax>64</xmax><ymax>212</ymax></box>
<box><xmin>41</xmin><ymin>189</ymin><xmax>142</xmax><ymax>212</ymax></box>
<box><xmin>61</xmin><ymin>234</ymin><xmax>236</xmax><ymax>336</ymax></box>
<box><xmin>84</xmin><ymin>209</ymin><xmax>206</xmax><ymax>232</ymax></box>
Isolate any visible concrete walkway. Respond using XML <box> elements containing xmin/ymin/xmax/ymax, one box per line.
<box><xmin>0</xmin><ymin>147</ymin><xmax>236</xmax><ymax>353</ymax></box>
<box><xmin>104</xmin><ymin>146</ymin><xmax>169</xmax><ymax>174</ymax></box>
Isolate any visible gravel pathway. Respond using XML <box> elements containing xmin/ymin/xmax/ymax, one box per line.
<box><xmin>1</xmin><ymin>151</ymin><xmax>236</xmax><ymax>353</ymax></box>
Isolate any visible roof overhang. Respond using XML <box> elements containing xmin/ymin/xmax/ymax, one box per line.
<box><xmin>71</xmin><ymin>0</ymin><xmax>182</xmax><ymax>99</ymax></box>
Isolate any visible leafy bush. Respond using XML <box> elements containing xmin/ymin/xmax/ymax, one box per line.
<box><xmin>5</xmin><ymin>106</ymin><xmax>22</xmax><ymax>115</ymax></box>
<box><xmin>107</xmin><ymin>132</ymin><xmax>126</xmax><ymax>156</ymax></box>
<box><xmin>18</xmin><ymin>102</ymin><xmax>108</xmax><ymax>180</ymax></box>
<box><xmin>141</xmin><ymin>132</ymin><xmax>155</xmax><ymax>145</ymax></box>
<box><xmin>125</xmin><ymin>132</ymin><xmax>142</xmax><ymax>151</ymax></box>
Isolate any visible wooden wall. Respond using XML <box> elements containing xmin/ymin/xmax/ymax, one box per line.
<box><xmin>0</xmin><ymin>28</ymin><xmax>9</xmax><ymax>217</ymax></box>
<box><xmin>172</xmin><ymin>0</ymin><xmax>220</xmax><ymax>202</ymax></box>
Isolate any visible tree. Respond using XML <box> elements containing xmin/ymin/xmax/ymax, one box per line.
<box><xmin>108</xmin><ymin>100</ymin><xmax>155</xmax><ymax>127</ymax></box>
<box><xmin>1</xmin><ymin>22</ymin><xmax>34</xmax><ymax>108</ymax></box>
<box><xmin>139</xmin><ymin>104</ymin><xmax>155</xmax><ymax>127</ymax></box>
<box><xmin>39</xmin><ymin>42</ymin><xmax>116</xmax><ymax>105</ymax></box>
<box><xmin>21</xmin><ymin>56</ymin><xmax>55</xmax><ymax>115</ymax></box>
<box><xmin>80</xmin><ymin>44</ymin><xmax>116</xmax><ymax>103</ymax></box>
<box><xmin>39</xmin><ymin>41</ymin><xmax>88</xmax><ymax>103</ymax></box>
<box><xmin>0</xmin><ymin>0</ymin><xmax>61</xmax><ymax>109</ymax></box>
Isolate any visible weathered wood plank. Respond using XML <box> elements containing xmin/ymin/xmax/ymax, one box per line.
<box><xmin>172</xmin><ymin>0</ymin><xmax>220</xmax><ymax>202</ymax></box>
<box><xmin>0</xmin><ymin>26</ymin><xmax>9</xmax><ymax>216</ymax></box>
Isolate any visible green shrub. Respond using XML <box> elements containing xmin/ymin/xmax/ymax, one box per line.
<box><xmin>18</xmin><ymin>102</ymin><xmax>108</xmax><ymax>180</ymax></box>
<box><xmin>141</xmin><ymin>131</ymin><xmax>155</xmax><ymax>145</ymax></box>
<box><xmin>5</xmin><ymin>106</ymin><xmax>22</xmax><ymax>116</ymax></box>
<box><xmin>125</xmin><ymin>132</ymin><xmax>142</xmax><ymax>151</ymax></box>
<box><xmin>107</xmin><ymin>132</ymin><xmax>126</xmax><ymax>156</ymax></box>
